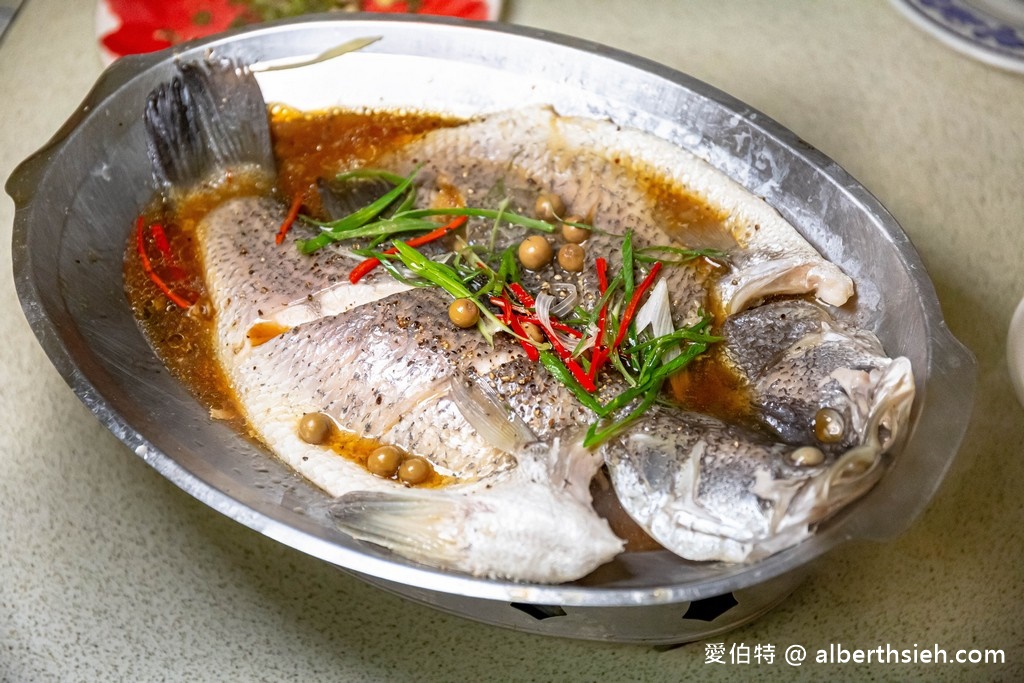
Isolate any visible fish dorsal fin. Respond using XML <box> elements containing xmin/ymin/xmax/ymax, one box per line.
<box><xmin>144</xmin><ymin>59</ymin><xmax>275</xmax><ymax>193</ymax></box>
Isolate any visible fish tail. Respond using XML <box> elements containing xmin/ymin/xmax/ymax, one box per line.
<box><xmin>144</xmin><ymin>59</ymin><xmax>275</xmax><ymax>192</ymax></box>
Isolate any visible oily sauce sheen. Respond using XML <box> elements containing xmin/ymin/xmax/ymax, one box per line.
<box><xmin>125</xmin><ymin>106</ymin><xmax>751</xmax><ymax>548</ymax></box>
<box><xmin>269</xmin><ymin>104</ymin><xmax>460</xmax><ymax>216</ymax></box>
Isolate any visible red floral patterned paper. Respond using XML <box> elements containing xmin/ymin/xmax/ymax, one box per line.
<box><xmin>98</xmin><ymin>0</ymin><xmax>494</xmax><ymax>60</ymax></box>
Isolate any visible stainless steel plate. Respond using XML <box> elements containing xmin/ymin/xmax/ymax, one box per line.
<box><xmin>7</xmin><ymin>15</ymin><xmax>975</xmax><ymax>643</ymax></box>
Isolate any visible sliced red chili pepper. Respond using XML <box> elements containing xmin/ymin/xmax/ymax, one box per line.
<box><xmin>538</xmin><ymin>322</ymin><xmax>595</xmax><ymax>392</ymax></box>
<box><xmin>563</xmin><ymin>355</ymin><xmax>595</xmax><ymax>392</ymax></box>
<box><xmin>588</xmin><ymin>257</ymin><xmax>611</xmax><ymax>382</ymax></box>
<box><xmin>596</xmin><ymin>257</ymin><xmax>609</xmax><ymax>294</ymax></box>
<box><xmin>348</xmin><ymin>256</ymin><xmax>382</xmax><ymax>284</ymax></box>
<box><xmin>508</xmin><ymin>314</ymin><xmax>541</xmax><ymax>362</ymax></box>
<box><xmin>521</xmin><ymin>315</ymin><xmax>583</xmax><ymax>338</ymax></box>
<box><xmin>490</xmin><ymin>295</ymin><xmax>513</xmax><ymax>324</ymax></box>
<box><xmin>507</xmin><ymin>282</ymin><xmax>535</xmax><ymax>308</ymax></box>
<box><xmin>348</xmin><ymin>215</ymin><xmax>468</xmax><ymax>284</ymax></box>
<box><xmin>150</xmin><ymin>223</ymin><xmax>173</xmax><ymax>260</ymax></box>
<box><xmin>491</xmin><ymin>294</ymin><xmax>540</xmax><ymax>361</ymax></box>
<box><xmin>148</xmin><ymin>222</ymin><xmax>190</xmax><ymax>281</ymax></box>
<box><xmin>136</xmin><ymin>216</ymin><xmax>193</xmax><ymax>309</ymax></box>
<box><xmin>612</xmin><ymin>261</ymin><xmax>662</xmax><ymax>351</ymax></box>
<box><xmin>275</xmin><ymin>194</ymin><xmax>304</xmax><ymax>245</ymax></box>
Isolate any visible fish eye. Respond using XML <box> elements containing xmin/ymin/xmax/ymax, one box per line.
<box><xmin>814</xmin><ymin>407</ymin><xmax>845</xmax><ymax>444</ymax></box>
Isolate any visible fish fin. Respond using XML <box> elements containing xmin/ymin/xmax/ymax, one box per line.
<box><xmin>144</xmin><ymin>59</ymin><xmax>275</xmax><ymax>192</ymax></box>
<box><xmin>330</xmin><ymin>484</ymin><xmax>623</xmax><ymax>583</ymax></box>
<box><xmin>723</xmin><ymin>256</ymin><xmax>854</xmax><ymax>314</ymax></box>
<box><xmin>448</xmin><ymin>376</ymin><xmax>536</xmax><ymax>454</ymax></box>
<box><xmin>330</xmin><ymin>490</ymin><xmax>470</xmax><ymax>568</ymax></box>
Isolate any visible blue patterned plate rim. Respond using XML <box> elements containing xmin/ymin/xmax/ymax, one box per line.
<box><xmin>892</xmin><ymin>0</ymin><xmax>1024</xmax><ymax>72</ymax></box>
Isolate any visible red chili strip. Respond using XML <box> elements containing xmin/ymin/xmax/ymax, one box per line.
<box><xmin>490</xmin><ymin>295</ymin><xmax>513</xmax><ymax>324</ymax></box>
<box><xmin>136</xmin><ymin>216</ymin><xmax>193</xmax><ymax>309</ymax></box>
<box><xmin>491</xmin><ymin>294</ymin><xmax>540</xmax><ymax>361</ymax></box>
<box><xmin>589</xmin><ymin>345</ymin><xmax>608</xmax><ymax>383</ymax></box>
<box><xmin>611</xmin><ymin>261</ymin><xmax>663</xmax><ymax>351</ymax></box>
<box><xmin>521</xmin><ymin>315</ymin><xmax>583</xmax><ymax>338</ymax></box>
<box><xmin>508</xmin><ymin>314</ymin><xmax>541</xmax><ymax>362</ymax></box>
<box><xmin>563</xmin><ymin>355</ymin><xmax>596</xmax><ymax>392</ymax></box>
<box><xmin>150</xmin><ymin>223</ymin><xmax>173</xmax><ymax>260</ymax></box>
<box><xmin>275</xmin><ymin>194</ymin><xmax>304</xmax><ymax>245</ymax></box>
<box><xmin>348</xmin><ymin>255</ymin><xmax>382</xmax><ymax>284</ymax></box>
<box><xmin>507</xmin><ymin>282</ymin><xmax>535</xmax><ymax>308</ymax></box>
<box><xmin>540</xmin><ymin>323</ymin><xmax>595</xmax><ymax>392</ymax></box>
<box><xmin>588</xmin><ymin>258</ymin><xmax>611</xmax><ymax>382</ymax></box>
<box><xmin>596</xmin><ymin>257</ymin><xmax>609</xmax><ymax>294</ymax></box>
<box><xmin>348</xmin><ymin>215</ymin><xmax>468</xmax><ymax>284</ymax></box>
<box><xmin>149</xmin><ymin>222</ymin><xmax>189</xmax><ymax>281</ymax></box>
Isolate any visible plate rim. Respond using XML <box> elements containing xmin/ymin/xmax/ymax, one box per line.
<box><xmin>891</xmin><ymin>0</ymin><xmax>1024</xmax><ymax>73</ymax></box>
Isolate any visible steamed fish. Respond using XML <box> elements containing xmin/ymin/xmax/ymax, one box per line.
<box><xmin>135</xmin><ymin>55</ymin><xmax>913</xmax><ymax>583</ymax></box>
<box><xmin>144</xmin><ymin>59</ymin><xmax>622</xmax><ymax>581</ymax></box>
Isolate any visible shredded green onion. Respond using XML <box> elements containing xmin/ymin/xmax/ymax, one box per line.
<box><xmin>635</xmin><ymin>245</ymin><xmax>729</xmax><ymax>265</ymax></box>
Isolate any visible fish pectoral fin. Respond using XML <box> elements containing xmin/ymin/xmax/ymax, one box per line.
<box><xmin>722</xmin><ymin>256</ymin><xmax>855</xmax><ymax>314</ymax></box>
<box><xmin>330</xmin><ymin>490</ymin><xmax>471</xmax><ymax>567</ymax></box>
<box><xmin>448</xmin><ymin>376</ymin><xmax>536</xmax><ymax>454</ymax></box>
<box><xmin>330</xmin><ymin>484</ymin><xmax>623</xmax><ymax>583</ymax></box>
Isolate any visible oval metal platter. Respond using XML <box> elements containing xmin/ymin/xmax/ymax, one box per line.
<box><xmin>7</xmin><ymin>15</ymin><xmax>976</xmax><ymax>642</ymax></box>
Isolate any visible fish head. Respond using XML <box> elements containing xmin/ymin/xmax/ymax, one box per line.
<box><xmin>601</xmin><ymin>406</ymin><xmax>907</xmax><ymax>563</ymax></box>
<box><xmin>754</xmin><ymin>328</ymin><xmax>916</xmax><ymax>458</ymax></box>
<box><xmin>724</xmin><ymin>300</ymin><xmax>916</xmax><ymax>458</ymax></box>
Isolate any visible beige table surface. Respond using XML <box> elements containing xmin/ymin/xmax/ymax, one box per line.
<box><xmin>2</xmin><ymin>0</ymin><xmax>1022</xmax><ymax>680</ymax></box>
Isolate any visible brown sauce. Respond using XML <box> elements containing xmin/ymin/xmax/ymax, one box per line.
<box><xmin>323</xmin><ymin>430</ymin><xmax>453</xmax><ymax>489</ymax></box>
<box><xmin>123</xmin><ymin>173</ymin><xmax>272</xmax><ymax>431</ymax></box>
<box><xmin>669</xmin><ymin>347</ymin><xmax>754</xmax><ymax>425</ymax></box>
<box><xmin>125</xmin><ymin>106</ymin><xmax>747</xmax><ymax>535</ymax></box>
<box><xmin>269</xmin><ymin>104</ymin><xmax>460</xmax><ymax>215</ymax></box>
<box><xmin>590</xmin><ymin>469</ymin><xmax>664</xmax><ymax>552</ymax></box>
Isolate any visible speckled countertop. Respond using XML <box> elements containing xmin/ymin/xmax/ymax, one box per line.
<box><xmin>2</xmin><ymin>0</ymin><xmax>1021</xmax><ymax>680</ymax></box>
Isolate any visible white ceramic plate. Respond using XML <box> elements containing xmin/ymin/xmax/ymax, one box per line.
<box><xmin>892</xmin><ymin>0</ymin><xmax>1024</xmax><ymax>72</ymax></box>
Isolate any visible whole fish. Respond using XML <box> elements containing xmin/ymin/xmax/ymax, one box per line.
<box><xmin>140</xmin><ymin>56</ymin><xmax>911</xmax><ymax>581</ymax></box>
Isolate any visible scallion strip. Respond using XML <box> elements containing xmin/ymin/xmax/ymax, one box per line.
<box><xmin>334</xmin><ymin>168</ymin><xmax>408</xmax><ymax>185</ymax></box>
<box><xmin>395</xmin><ymin>207</ymin><xmax>555</xmax><ymax>233</ymax></box>
<box><xmin>538</xmin><ymin>351</ymin><xmax>604</xmax><ymax>413</ymax></box>
<box><xmin>635</xmin><ymin>245</ymin><xmax>729</xmax><ymax>265</ymax></box>
<box><xmin>299</xmin><ymin>165</ymin><xmax>421</xmax><ymax>253</ymax></box>
<box><xmin>583</xmin><ymin>383</ymin><xmax>662</xmax><ymax>448</ymax></box>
